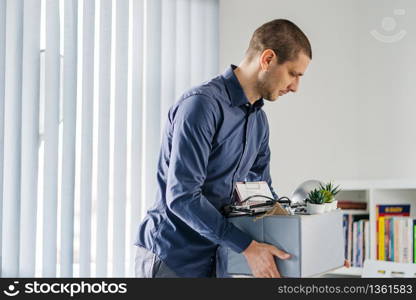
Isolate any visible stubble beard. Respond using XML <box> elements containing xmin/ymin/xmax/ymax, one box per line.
<box><xmin>256</xmin><ymin>76</ymin><xmax>278</xmax><ymax>102</ymax></box>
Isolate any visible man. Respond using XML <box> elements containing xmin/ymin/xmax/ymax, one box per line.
<box><xmin>134</xmin><ymin>19</ymin><xmax>312</xmax><ymax>278</ymax></box>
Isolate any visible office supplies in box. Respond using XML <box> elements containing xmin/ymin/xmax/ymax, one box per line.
<box><xmin>216</xmin><ymin>210</ymin><xmax>345</xmax><ymax>277</ymax></box>
<box><xmin>222</xmin><ymin>181</ymin><xmax>295</xmax><ymax>217</ymax></box>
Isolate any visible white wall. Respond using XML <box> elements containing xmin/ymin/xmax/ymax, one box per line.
<box><xmin>356</xmin><ymin>0</ymin><xmax>416</xmax><ymax>179</ymax></box>
<box><xmin>219</xmin><ymin>0</ymin><xmax>416</xmax><ymax>197</ymax></box>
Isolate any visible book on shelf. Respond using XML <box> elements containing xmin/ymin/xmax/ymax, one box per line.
<box><xmin>342</xmin><ymin>214</ymin><xmax>348</xmax><ymax>260</ymax></box>
<box><xmin>388</xmin><ymin>218</ymin><xmax>394</xmax><ymax>261</ymax></box>
<box><xmin>353</xmin><ymin>221</ymin><xmax>357</xmax><ymax>266</ymax></box>
<box><xmin>385</xmin><ymin>217</ymin><xmax>391</xmax><ymax>261</ymax></box>
<box><xmin>364</xmin><ymin>220</ymin><xmax>370</xmax><ymax>261</ymax></box>
<box><xmin>378</xmin><ymin>216</ymin><xmax>386</xmax><ymax>260</ymax></box>
<box><xmin>337</xmin><ymin>200</ymin><xmax>367</xmax><ymax>210</ymax></box>
<box><xmin>400</xmin><ymin>217</ymin><xmax>413</xmax><ymax>263</ymax></box>
<box><xmin>414</xmin><ymin>219</ymin><xmax>416</xmax><ymax>263</ymax></box>
<box><xmin>394</xmin><ymin>218</ymin><xmax>399</xmax><ymax>262</ymax></box>
<box><xmin>357</xmin><ymin>220</ymin><xmax>365</xmax><ymax>267</ymax></box>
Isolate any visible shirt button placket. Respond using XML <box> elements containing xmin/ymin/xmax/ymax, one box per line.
<box><xmin>238</xmin><ymin>112</ymin><xmax>252</xmax><ymax>177</ymax></box>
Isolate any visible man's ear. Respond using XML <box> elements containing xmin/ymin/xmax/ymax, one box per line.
<box><xmin>259</xmin><ymin>49</ymin><xmax>277</xmax><ymax>71</ymax></box>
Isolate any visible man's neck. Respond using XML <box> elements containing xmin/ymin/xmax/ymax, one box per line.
<box><xmin>233</xmin><ymin>61</ymin><xmax>261</xmax><ymax>105</ymax></box>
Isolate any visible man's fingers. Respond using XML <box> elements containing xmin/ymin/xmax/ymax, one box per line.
<box><xmin>275</xmin><ymin>270</ymin><xmax>282</xmax><ymax>278</ymax></box>
<box><xmin>266</xmin><ymin>254</ymin><xmax>282</xmax><ymax>278</ymax></box>
<box><xmin>270</xmin><ymin>265</ymin><xmax>281</xmax><ymax>278</ymax></box>
<box><xmin>269</xmin><ymin>245</ymin><xmax>291</xmax><ymax>260</ymax></box>
<box><xmin>344</xmin><ymin>259</ymin><xmax>351</xmax><ymax>268</ymax></box>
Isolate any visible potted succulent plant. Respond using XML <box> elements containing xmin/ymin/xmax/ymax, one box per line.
<box><xmin>305</xmin><ymin>188</ymin><xmax>326</xmax><ymax>214</ymax></box>
<box><xmin>320</xmin><ymin>182</ymin><xmax>341</xmax><ymax>212</ymax></box>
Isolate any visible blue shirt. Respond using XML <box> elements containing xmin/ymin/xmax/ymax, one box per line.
<box><xmin>134</xmin><ymin>65</ymin><xmax>278</xmax><ymax>277</ymax></box>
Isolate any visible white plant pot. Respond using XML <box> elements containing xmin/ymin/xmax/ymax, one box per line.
<box><xmin>306</xmin><ymin>202</ymin><xmax>326</xmax><ymax>214</ymax></box>
<box><xmin>324</xmin><ymin>203</ymin><xmax>332</xmax><ymax>212</ymax></box>
<box><xmin>329</xmin><ymin>200</ymin><xmax>338</xmax><ymax>211</ymax></box>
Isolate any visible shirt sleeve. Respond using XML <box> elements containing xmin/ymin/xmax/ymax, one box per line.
<box><xmin>245</xmin><ymin>114</ymin><xmax>278</xmax><ymax>199</ymax></box>
<box><xmin>166</xmin><ymin>94</ymin><xmax>253</xmax><ymax>253</ymax></box>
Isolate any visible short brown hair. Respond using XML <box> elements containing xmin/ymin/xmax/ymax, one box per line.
<box><xmin>246</xmin><ymin>19</ymin><xmax>312</xmax><ymax>64</ymax></box>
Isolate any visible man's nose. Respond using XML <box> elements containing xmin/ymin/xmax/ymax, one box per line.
<box><xmin>288</xmin><ymin>77</ymin><xmax>299</xmax><ymax>93</ymax></box>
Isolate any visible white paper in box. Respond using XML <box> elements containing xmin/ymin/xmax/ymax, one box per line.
<box><xmin>216</xmin><ymin>210</ymin><xmax>345</xmax><ymax>277</ymax></box>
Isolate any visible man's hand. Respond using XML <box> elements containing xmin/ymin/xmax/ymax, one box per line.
<box><xmin>242</xmin><ymin>240</ymin><xmax>291</xmax><ymax>278</ymax></box>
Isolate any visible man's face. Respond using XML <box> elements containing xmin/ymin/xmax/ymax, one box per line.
<box><xmin>257</xmin><ymin>52</ymin><xmax>310</xmax><ymax>101</ymax></box>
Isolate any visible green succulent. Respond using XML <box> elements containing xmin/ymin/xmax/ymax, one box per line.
<box><xmin>306</xmin><ymin>188</ymin><xmax>326</xmax><ymax>205</ymax></box>
<box><xmin>319</xmin><ymin>182</ymin><xmax>341</xmax><ymax>203</ymax></box>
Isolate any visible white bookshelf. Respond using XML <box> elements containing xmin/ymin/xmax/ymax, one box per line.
<box><xmin>327</xmin><ymin>266</ymin><xmax>363</xmax><ymax>277</ymax></box>
<box><xmin>325</xmin><ymin>179</ymin><xmax>416</xmax><ymax>277</ymax></box>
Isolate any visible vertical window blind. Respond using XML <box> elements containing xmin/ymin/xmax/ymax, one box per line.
<box><xmin>0</xmin><ymin>0</ymin><xmax>219</xmax><ymax>278</ymax></box>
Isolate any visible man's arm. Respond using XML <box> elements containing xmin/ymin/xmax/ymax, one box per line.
<box><xmin>166</xmin><ymin>95</ymin><xmax>252</xmax><ymax>253</ymax></box>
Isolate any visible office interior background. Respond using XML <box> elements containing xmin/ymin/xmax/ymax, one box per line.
<box><xmin>1</xmin><ymin>0</ymin><xmax>415</xmax><ymax>278</ymax></box>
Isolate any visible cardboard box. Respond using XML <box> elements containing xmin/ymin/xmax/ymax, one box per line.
<box><xmin>216</xmin><ymin>210</ymin><xmax>345</xmax><ymax>277</ymax></box>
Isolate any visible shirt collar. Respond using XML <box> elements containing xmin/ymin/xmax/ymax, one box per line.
<box><xmin>222</xmin><ymin>65</ymin><xmax>264</xmax><ymax>110</ymax></box>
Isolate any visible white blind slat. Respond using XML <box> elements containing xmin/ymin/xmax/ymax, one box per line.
<box><xmin>129</xmin><ymin>0</ymin><xmax>144</xmax><ymax>277</ymax></box>
<box><xmin>19</xmin><ymin>0</ymin><xmax>41</xmax><ymax>277</ymax></box>
<box><xmin>112</xmin><ymin>0</ymin><xmax>129</xmax><ymax>277</ymax></box>
<box><xmin>2</xmin><ymin>0</ymin><xmax>23</xmax><ymax>278</ymax></box>
<box><xmin>79</xmin><ymin>0</ymin><xmax>95</xmax><ymax>277</ymax></box>
<box><xmin>160</xmin><ymin>0</ymin><xmax>175</xmax><ymax>129</ymax></box>
<box><xmin>96</xmin><ymin>0</ymin><xmax>112</xmax><ymax>277</ymax></box>
<box><xmin>60</xmin><ymin>0</ymin><xmax>78</xmax><ymax>278</ymax></box>
<box><xmin>190</xmin><ymin>0</ymin><xmax>204</xmax><ymax>86</ymax></box>
<box><xmin>175</xmin><ymin>0</ymin><xmax>190</xmax><ymax>98</ymax></box>
<box><xmin>43</xmin><ymin>0</ymin><xmax>60</xmax><ymax>277</ymax></box>
<box><xmin>0</xmin><ymin>0</ymin><xmax>7</xmax><ymax>277</ymax></box>
<box><xmin>204</xmin><ymin>0</ymin><xmax>219</xmax><ymax>77</ymax></box>
<box><xmin>143</xmin><ymin>0</ymin><xmax>161</xmax><ymax>214</ymax></box>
